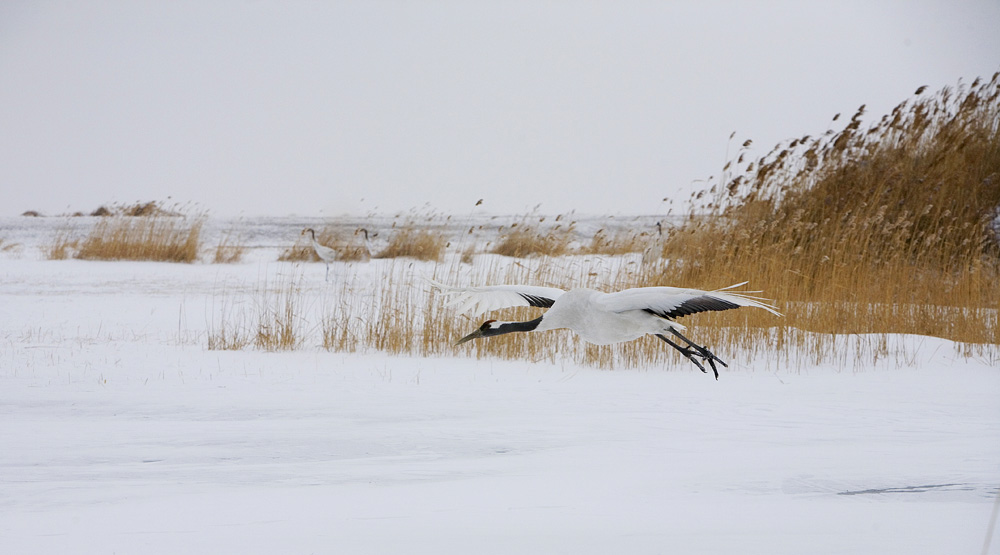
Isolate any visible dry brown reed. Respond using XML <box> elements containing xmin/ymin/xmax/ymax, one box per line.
<box><xmin>579</xmin><ymin>227</ymin><xmax>654</xmax><ymax>255</ymax></box>
<box><xmin>0</xmin><ymin>239</ymin><xmax>20</xmax><ymax>254</ymax></box>
<box><xmin>206</xmin><ymin>292</ymin><xmax>252</xmax><ymax>350</ymax></box>
<box><xmin>45</xmin><ymin>230</ymin><xmax>77</xmax><ymax>260</ymax></box>
<box><xmin>375</xmin><ymin>225</ymin><xmax>446</xmax><ymax>262</ymax></box>
<box><xmin>253</xmin><ymin>276</ymin><xmax>302</xmax><ymax>351</ymax></box>
<box><xmin>75</xmin><ymin>214</ymin><xmax>204</xmax><ymax>263</ymax></box>
<box><xmin>207</xmin><ymin>274</ymin><xmax>304</xmax><ymax>351</ymax></box>
<box><xmin>89</xmin><ymin>201</ymin><xmax>181</xmax><ymax>218</ymax></box>
<box><xmin>213</xmin><ymin>230</ymin><xmax>247</xmax><ymax>264</ymax></box>
<box><xmin>491</xmin><ymin>220</ymin><xmax>574</xmax><ymax>257</ymax></box>
<box><xmin>656</xmin><ymin>75</ymin><xmax>1000</xmax><ymax>347</ymax></box>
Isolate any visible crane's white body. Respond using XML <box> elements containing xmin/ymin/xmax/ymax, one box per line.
<box><xmin>534</xmin><ymin>288</ymin><xmax>685</xmax><ymax>344</ymax></box>
<box><xmin>355</xmin><ymin>228</ymin><xmax>373</xmax><ymax>262</ymax></box>
<box><xmin>302</xmin><ymin>228</ymin><xmax>338</xmax><ymax>281</ymax></box>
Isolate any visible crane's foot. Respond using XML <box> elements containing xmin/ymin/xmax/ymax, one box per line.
<box><xmin>656</xmin><ymin>331</ymin><xmax>728</xmax><ymax>380</ymax></box>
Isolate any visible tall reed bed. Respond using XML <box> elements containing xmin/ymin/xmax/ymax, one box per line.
<box><xmin>653</xmin><ymin>76</ymin><xmax>1000</xmax><ymax>347</ymax></box>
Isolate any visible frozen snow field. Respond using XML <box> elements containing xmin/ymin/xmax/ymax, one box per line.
<box><xmin>1</xmin><ymin>217</ymin><xmax>998</xmax><ymax>554</ymax></box>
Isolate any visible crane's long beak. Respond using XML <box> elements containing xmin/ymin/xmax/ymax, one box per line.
<box><xmin>455</xmin><ymin>329</ymin><xmax>483</xmax><ymax>345</ymax></box>
<box><xmin>456</xmin><ymin>320</ymin><xmax>495</xmax><ymax>345</ymax></box>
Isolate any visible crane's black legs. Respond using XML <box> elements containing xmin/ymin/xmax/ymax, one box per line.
<box><xmin>655</xmin><ymin>329</ymin><xmax>728</xmax><ymax>380</ymax></box>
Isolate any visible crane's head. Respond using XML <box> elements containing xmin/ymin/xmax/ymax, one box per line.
<box><xmin>302</xmin><ymin>228</ymin><xmax>316</xmax><ymax>238</ymax></box>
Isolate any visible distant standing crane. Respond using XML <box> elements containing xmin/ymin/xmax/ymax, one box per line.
<box><xmin>355</xmin><ymin>228</ymin><xmax>374</xmax><ymax>262</ymax></box>
<box><xmin>302</xmin><ymin>228</ymin><xmax>338</xmax><ymax>281</ymax></box>
<box><xmin>432</xmin><ymin>280</ymin><xmax>780</xmax><ymax>379</ymax></box>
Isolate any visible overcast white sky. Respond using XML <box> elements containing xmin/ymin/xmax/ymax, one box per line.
<box><xmin>1</xmin><ymin>1</ymin><xmax>998</xmax><ymax>217</ymax></box>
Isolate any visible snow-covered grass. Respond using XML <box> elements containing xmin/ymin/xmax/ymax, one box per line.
<box><xmin>1</xmin><ymin>217</ymin><xmax>999</xmax><ymax>554</ymax></box>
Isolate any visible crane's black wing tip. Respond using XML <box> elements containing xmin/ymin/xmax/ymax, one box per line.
<box><xmin>518</xmin><ymin>293</ymin><xmax>556</xmax><ymax>309</ymax></box>
<box><xmin>646</xmin><ymin>295</ymin><xmax>742</xmax><ymax>319</ymax></box>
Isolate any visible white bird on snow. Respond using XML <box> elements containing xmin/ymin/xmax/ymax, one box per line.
<box><xmin>302</xmin><ymin>228</ymin><xmax>338</xmax><ymax>281</ymax></box>
<box><xmin>431</xmin><ymin>281</ymin><xmax>781</xmax><ymax>379</ymax></box>
<box><xmin>354</xmin><ymin>227</ymin><xmax>374</xmax><ymax>262</ymax></box>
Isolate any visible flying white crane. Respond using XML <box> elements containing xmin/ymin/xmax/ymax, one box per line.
<box><xmin>432</xmin><ymin>281</ymin><xmax>781</xmax><ymax>379</ymax></box>
<box><xmin>302</xmin><ymin>228</ymin><xmax>338</xmax><ymax>281</ymax></box>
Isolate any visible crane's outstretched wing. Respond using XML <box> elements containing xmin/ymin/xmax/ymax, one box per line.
<box><xmin>429</xmin><ymin>280</ymin><xmax>566</xmax><ymax>316</ymax></box>
<box><xmin>598</xmin><ymin>282</ymin><xmax>781</xmax><ymax>319</ymax></box>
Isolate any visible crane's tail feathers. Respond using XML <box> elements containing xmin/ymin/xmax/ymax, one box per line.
<box><xmin>706</xmin><ymin>282</ymin><xmax>782</xmax><ymax>317</ymax></box>
<box><xmin>712</xmin><ymin>291</ymin><xmax>782</xmax><ymax>317</ymax></box>
<box><xmin>715</xmin><ymin>281</ymin><xmax>750</xmax><ymax>291</ymax></box>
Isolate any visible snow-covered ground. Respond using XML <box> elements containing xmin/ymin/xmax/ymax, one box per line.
<box><xmin>1</xmin><ymin>216</ymin><xmax>998</xmax><ymax>554</ymax></box>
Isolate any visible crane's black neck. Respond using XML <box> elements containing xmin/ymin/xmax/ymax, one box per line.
<box><xmin>482</xmin><ymin>316</ymin><xmax>543</xmax><ymax>337</ymax></box>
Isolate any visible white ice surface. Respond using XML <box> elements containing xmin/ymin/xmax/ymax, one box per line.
<box><xmin>1</xmin><ymin>253</ymin><xmax>999</xmax><ymax>554</ymax></box>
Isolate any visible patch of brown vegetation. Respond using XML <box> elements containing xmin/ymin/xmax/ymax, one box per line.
<box><xmin>491</xmin><ymin>221</ymin><xmax>574</xmax><ymax>258</ymax></box>
<box><xmin>375</xmin><ymin>225</ymin><xmax>446</xmax><ymax>262</ymax></box>
<box><xmin>75</xmin><ymin>214</ymin><xmax>204</xmax><ymax>263</ymax></box>
<box><xmin>653</xmin><ymin>75</ymin><xmax>1000</xmax><ymax>346</ymax></box>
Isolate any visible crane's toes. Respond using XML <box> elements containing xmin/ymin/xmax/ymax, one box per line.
<box><xmin>685</xmin><ymin>353</ymin><xmax>708</xmax><ymax>374</ymax></box>
<box><xmin>706</xmin><ymin>356</ymin><xmax>720</xmax><ymax>380</ymax></box>
<box><xmin>692</xmin><ymin>345</ymin><xmax>725</xmax><ymax>379</ymax></box>
<box><xmin>698</xmin><ymin>344</ymin><xmax>728</xmax><ymax>369</ymax></box>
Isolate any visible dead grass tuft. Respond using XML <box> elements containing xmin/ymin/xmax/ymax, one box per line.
<box><xmin>213</xmin><ymin>229</ymin><xmax>247</xmax><ymax>264</ymax></box>
<box><xmin>90</xmin><ymin>201</ymin><xmax>183</xmax><ymax>218</ymax></box>
<box><xmin>207</xmin><ymin>293</ymin><xmax>252</xmax><ymax>351</ymax></box>
<box><xmin>253</xmin><ymin>277</ymin><xmax>302</xmax><ymax>351</ymax></box>
<box><xmin>491</xmin><ymin>221</ymin><xmax>574</xmax><ymax>258</ymax></box>
<box><xmin>75</xmin><ymin>214</ymin><xmax>204</xmax><ymax>263</ymax></box>
<box><xmin>375</xmin><ymin>226</ymin><xmax>446</xmax><ymax>261</ymax></box>
<box><xmin>579</xmin><ymin>226</ymin><xmax>659</xmax><ymax>256</ymax></box>
<box><xmin>0</xmin><ymin>239</ymin><xmax>21</xmax><ymax>254</ymax></box>
<box><xmin>208</xmin><ymin>274</ymin><xmax>304</xmax><ymax>351</ymax></box>
<box><xmin>45</xmin><ymin>229</ymin><xmax>78</xmax><ymax>260</ymax></box>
